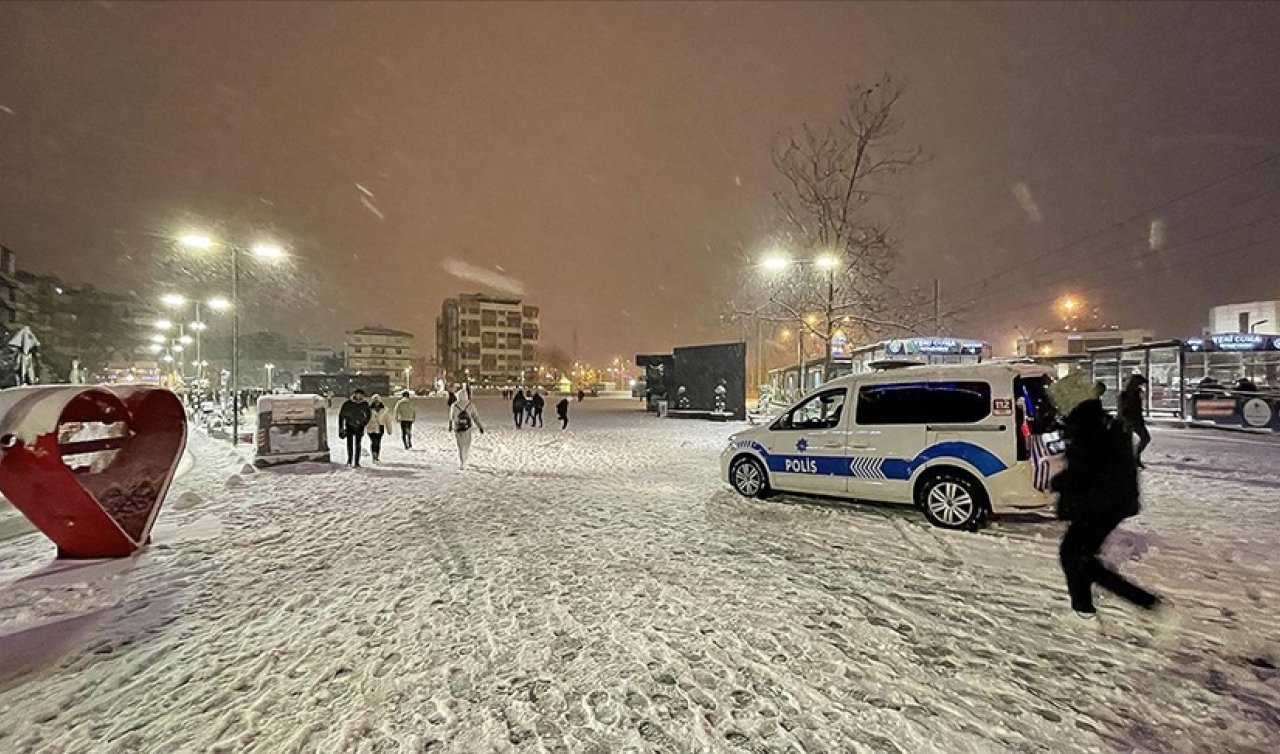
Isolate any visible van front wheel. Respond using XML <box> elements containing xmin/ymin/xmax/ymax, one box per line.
<box><xmin>918</xmin><ymin>472</ymin><xmax>987</xmax><ymax>530</ymax></box>
<box><xmin>730</xmin><ymin>456</ymin><xmax>771</xmax><ymax>499</ymax></box>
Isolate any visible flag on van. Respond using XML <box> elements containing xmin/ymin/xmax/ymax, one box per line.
<box><xmin>1029</xmin><ymin>432</ymin><xmax>1057</xmax><ymax>492</ymax></box>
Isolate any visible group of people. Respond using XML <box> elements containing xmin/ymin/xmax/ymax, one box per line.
<box><xmin>1052</xmin><ymin>373</ymin><xmax>1161</xmax><ymax>624</ymax></box>
<box><xmin>506</xmin><ymin>388</ymin><xmax>572</xmax><ymax>429</ymax></box>
<box><xmin>338</xmin><ymin>386</ymin><xmax>571</xmax><ymax>470</ymax></box>
<box><xmin>336</xmin><ymin>390</ymin><xmax>418</xmax><ymax>467</ymax></box>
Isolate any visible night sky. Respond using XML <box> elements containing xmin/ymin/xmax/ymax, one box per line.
<box><xmin>3</xmin><ymin>2</ymin><xmax>1279</xmax><ymax>360</ymax></box>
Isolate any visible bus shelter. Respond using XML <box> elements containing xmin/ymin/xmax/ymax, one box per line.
<box><xmin>1081</xmin><ymin>334</ymin><xmax>1280</xmax><ymax>428</ymax></box>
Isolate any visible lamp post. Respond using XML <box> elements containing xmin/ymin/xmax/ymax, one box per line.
<box><xmin>179</xmin><ymin>234</ymin><xmax>286</xmax><ymax>445</ymax></box>
<box><xmin>265</xmin><ymin>362</ymin><xmax>275</xmax><ymax>392</ymax></box>
<box><xmin>760</xmin><ymin>252</ymin><xmax>840</xmax><ymax>392</ymax></box>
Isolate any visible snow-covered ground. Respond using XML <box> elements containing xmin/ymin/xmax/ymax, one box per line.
<box><xmin>1</xmin><ymin>398</ymin><xmax>1278</xmax><ymax>753</ymax></box>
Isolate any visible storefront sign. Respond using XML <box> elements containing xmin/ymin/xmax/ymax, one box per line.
<box><xmin>1192</xmin><ymin>397</ymin><xmax>1237</xmax><ymax>419</ymax></box>
<box><xmin>885</xmin><ymin>338</ymin><xmax>986</xmax><ymax>357</ymax></box>
<box><xmin>1242</xmin><ymin>398</ymin><xmax>1274</xmax><ymax>428</ymax></box>
<box><xmin>1187</xmin><ymin>333</ymin><xmax>1278</xmax><ymax>352</ymax></box>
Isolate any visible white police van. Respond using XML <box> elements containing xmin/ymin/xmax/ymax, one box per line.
<box><xmin>721</xmin><ymin>362</ymin><xmax>1063</xmax><ymax>529</ymax></box>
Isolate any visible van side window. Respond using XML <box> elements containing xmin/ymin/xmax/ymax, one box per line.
<box><xmin>774</xmin><ymin>388</ymin><xmax>847</xmax><ymax>430</ymax></box>
<box><xmin>856</xmin><ymin>381</ymin><xmax>992</xmax><ymax>425</ymax></box>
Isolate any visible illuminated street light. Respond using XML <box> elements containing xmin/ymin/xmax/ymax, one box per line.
<box><xmin>761</xmin><ymin>254</ymin><xmax>791</xmax><ymax>271</ymax></box>
<box><xmin>148</xmin><ymin>343</ymin><xmax>163</xmax><ymax>354</ymax></box>
<box><xmin>176</xmin><ymin>233</ymin><xmax>291</xmax><ymax>444</ymax></box>
<box><xmin>252</xmin><ymin>243</ymin><xmax>285</xmax><ymax>260</ymax></box>
<box><xmin>150</xmin><ymin>334</ymin><xmax>166</xmax><ymax>344</ymax></box>
<box><xmin>814</xmin><ymin>254</ymin><xmax>839</xmax><ymax>270</ymax></box>
<box><xmin>189</xmin><ymin>320</ymin><xmax>208</xmax><ymax>332</ymax></box>
<box><xmin>179</xmin><ymin>234</ymin><xmax>214</xmax><ymax>250</ymax></box>
<box><xmin>160</xmin><ymin>293</ymin><xmax>187</xmax><ymax>308</ymax></box>
<box><xmin>154</xmin><ymin>319</ymin><xmax>173</xmax><ymax>330</ymax></box>
<box><xmin>178</xmin><ymin>335</ymin><xmax>193</xmax><ymax>345</ymax></box>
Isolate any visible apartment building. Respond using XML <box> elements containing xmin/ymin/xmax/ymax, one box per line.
<box><xmin>344</xmin><ymin>326</ymin><xmax>415</xmax><ymax>382</ymax></box>
<box><xmin>437</xmin><ymin>293</ymin><xmax>540</xmax><ymax>384</ymax></box>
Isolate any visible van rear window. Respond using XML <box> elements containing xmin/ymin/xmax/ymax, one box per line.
<box><xmin>855</xmin><ymin>381</ymin><xmax>991</xmax><ymax>425</ymax></box>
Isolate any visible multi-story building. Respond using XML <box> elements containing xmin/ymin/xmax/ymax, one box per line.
<box><xmin>12</xmin><ymin>269</ymin><xmax>158</xmax><ymax>381</ymax></box>
<box><xmin>0</xmin><ymin>245</ymin><xmax>20</xmax><ymax>332</ymax></box>
<box><xmin>345</xmin><ymin>326</ymin><xmax>414</xmax><ymax>383</ymax></box>
<box><xmin>304</xmin><ymin>346</ymin><xmax>339</xmax><ymax>375</ymax></box>
<box><xmin>1016</xmin><ymin>327</ymin><xmax>1154</xmax><ymax>358</ymax></box>
<box><xmin>437</xmin><ymin>293</ymin><xmax>540</xmax><ymax>384</ymax></box>
<box><xmin>1209</xmin><ymin>300</ymin><xmax>1279</xmax><ymax>335</ymax></box>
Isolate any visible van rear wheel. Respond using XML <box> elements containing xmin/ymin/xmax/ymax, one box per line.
<box><xmin>918</xmin><ymin>472</ymin><xmax>987</xmax><ymax>530</ymax></box>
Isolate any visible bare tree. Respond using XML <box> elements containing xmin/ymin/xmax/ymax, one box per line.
<box><xmin>729</xmin><ymin>75</ymin><xmax>961</xmax><ymax>385</ymax></box>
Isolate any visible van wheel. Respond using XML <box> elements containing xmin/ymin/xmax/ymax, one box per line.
<box><xmin>918</xmin><ymin>472</ymin><xmax>987</xmax><ymax>530</ymax></box>
<box><xmin>730</xmin><ymin>456</ymin><xmax>771</xmax><ymax>499</ymax></box>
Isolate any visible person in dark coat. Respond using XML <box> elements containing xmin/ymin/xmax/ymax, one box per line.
<box><xmin>338</xmin><ymin>389</ymin><xmax>372</xmax><ymax>467</ymax></box>
<box><xmin>1051</xmin><ymin>396</ymin><xmax>1161</xmax><ymax>620</ymax></box>
<box><xmin>556</xmin><ymin>397</ymin><xmax>570</xmax><ymax>429</ymax></box>
<box><xmin>512</xmin><ymin>389</ymin><xmax>527</xmax><ymax>429</ymax></box>
<box><xmin>1117</xmin><ymin>373</ymin><xmax>1151</xmax><ymax>468</ymax></box>
<box><xmin>577</xmin><ymin>389</ymin><xmax>585</xmax><ymax>403</ymax></box>
<box><xmin>530</xmin><ymin>389</ymin><xmax>546</xmax><ymax>428</ymax></box>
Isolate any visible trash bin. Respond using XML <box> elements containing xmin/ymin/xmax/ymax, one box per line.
<box><xmin>657</xmin><ymin>400</ymin><xmax>669</xmax><ymax>417</ymax></box>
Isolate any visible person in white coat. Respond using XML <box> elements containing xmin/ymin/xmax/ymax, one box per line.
<box><xmin>366</xmin><ymin>394</ymin><xmax>393</xmax><ymax>463</ymax></box>
<box><xmin>448</xmin><ymin>387</ymin><xmax>485</xmax><ymax>469</ymax></box>
<box><xmin>393</xmin><ymin>390</ymin><xmax>417</xmax><ymax>449</ymax></box>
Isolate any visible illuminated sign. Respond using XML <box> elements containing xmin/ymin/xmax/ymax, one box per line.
<box><xmin>885</xmin><ymin>338</ymin><xmax>986</xmax><ymax>357</ymax></box>
<box><xmin>1186</xmin><ymin>333</ymin><xmax>1278</xmax><ymax>352</ymax></box>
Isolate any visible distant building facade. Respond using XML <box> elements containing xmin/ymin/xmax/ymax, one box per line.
<box><xmin>437</xmin><ymin>293</ymin><xmax>540</xmax><ymax>384</ymax></box>
<box><xmin>0</xmin><ymin>245</ymin><xmax>20</xmax><ymax>331</ymax></box>
<box><xmin>1016</xmin><ymin>327</ymin><xmax>1154</xmax><ymax>358</ymax></box>
<box><xmin>1209</xmin><ymin>300</ymin><xmax>1279</xmax><ymax>335</ymax></box>
<box><xmin>345</xmin><ymin>326</ymin><xmax>414</xmax><ymax>382</ymax></box>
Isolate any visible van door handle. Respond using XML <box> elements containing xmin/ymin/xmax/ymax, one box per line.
<box><xmin>848</xmin><ymin>443</ymin><xmax>870</xmax><ymax>449</ymax></box>
<box><xmin>821</xmin><ymin>441</ymin><xmax>843</xmax><ymax>448</ymax></box>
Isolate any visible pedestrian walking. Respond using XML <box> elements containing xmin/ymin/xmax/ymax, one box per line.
<box><xmin>556</xmin><ymin>397</ymin><xmax>570</xmax><ymax>429</ymax></box>
<box><xmin>1051</xmin><ymin>393</ymin><xmax>1161</xmax><ymax>622</ymax></box>
<box><xmin>577</xmin><ymin>389</ymin><xmax>585</xmax><ymax>403</ymax></box>
<box><xmin>449</xmin><ymin>387</ymin><xmax>485</xmax><ymax>469</ymax></box>
<box><xmin>393</xmin><ymin>390</ymin><xmax>417</xmax><ymax>449</ymax></box>
<box><xmin>1117</xmin><ymin>374</ymin><xmax>1151</xmax><ymax>468</ymax></box>
<box><xmin>512</xmin><ymin>389</ymin><xmax>527</xmax><ymax>429</ymax></box>
<box><xmin>337</xmin><ymin>389</ymin><xmax>372</xmax><ymax>467</ymax></box>
<box><xmin>531</xmin><ymin>389</ymin><xmax>545</xmax><ymax>427</ymax></box>
<box><xmin>366</xmin><ymin>394</ymin><xmax>392</xmax><ymax>463</ymax></box>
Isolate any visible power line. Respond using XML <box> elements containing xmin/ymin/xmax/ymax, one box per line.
<box><xmin>948</xmin><ymin>152</ymin><xmax>1280</xmax><ymax>300</ymax></box>
<box><xmin>974</xmin><ymin>230</ymin><xmax>1280</xmax><ymax>325</ymax></box>
<box><xmin>961</xmin><ymin>203</ymin><xmax>1280</xmax><ymax>311</ymax></box>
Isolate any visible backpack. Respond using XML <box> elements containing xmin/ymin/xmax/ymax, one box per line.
<box><xmin>454</xmin><ymin>409</ymin><xmax>472</xmax><ymax>432</ymax></box>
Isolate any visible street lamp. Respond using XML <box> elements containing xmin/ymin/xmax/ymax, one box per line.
<box><xmin>265</xmin><ymin>363</ymin><xmax>275</xmax><ymax>391</ymax></box>
<box><xmin>178</xmin><ymin>233</ymin><xmax>287</xmax><ymax>445</ymax></box>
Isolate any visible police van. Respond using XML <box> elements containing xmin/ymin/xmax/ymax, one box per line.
<box><xmin>721</xmin><ymin>362</ymin><xmax>1063</xmax><ymax>529</ymax></box>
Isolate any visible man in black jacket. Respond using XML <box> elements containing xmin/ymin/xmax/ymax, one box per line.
<box><xmin>530</xmin><ymin>389</ymin><xmax>545</xmax><ymax>428</ymax></box>
<box><xmin>338</xmin><ymin>389</ymin><xmax>372</xmax><ymax>467</ymax></box>
<box><xmin>1052</xmin><ymin>396</ymin><xmax>1161</xmax><ymax>620</ymax></box>
<box><xmin>512</xmin><ymin>389</ymin><xmax>527</xmax><ymax>429</ymax></box>
<box><xmin>1118</xmin><ymin>373</ymin><xmax>1151</xmax><ymax>468</ymax></box>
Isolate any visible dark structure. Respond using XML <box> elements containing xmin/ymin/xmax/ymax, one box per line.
<box><xmin>636</xmin><ymin>354</ymin><xmax>674</xmax><ymax>412</ymax></box>
<box><xmin>299</xmin><ymin>372</ymin><xmax>391</xmax><ymax>398</ymax></box>
<box><xmin>637</xmin><ymin>342</ymin><xmax>747</xmax><ymax>420</ymax></box>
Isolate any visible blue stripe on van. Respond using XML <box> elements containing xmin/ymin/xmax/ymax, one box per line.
<box><xmin>736</xmin><ymin>440</ymin><xmax>1008</xmax><ymax>479</ymax></box>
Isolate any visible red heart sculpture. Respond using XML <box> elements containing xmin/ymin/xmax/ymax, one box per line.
<box><xmin>0</xmin><ymin>385</ymin><xmax>188</xmax><ymax>559</ymax></box>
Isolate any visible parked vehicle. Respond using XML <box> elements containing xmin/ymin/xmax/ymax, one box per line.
<box><xmin>721</xmin><ymin>363</ymin><xmax>1064</xmax><ymax>529</ymax></box>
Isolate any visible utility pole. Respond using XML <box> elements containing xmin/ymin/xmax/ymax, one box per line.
<box><xmin>933</xmin><ymin>278</ymin><xmax>941</xmax><ymax>337</ymax></box>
